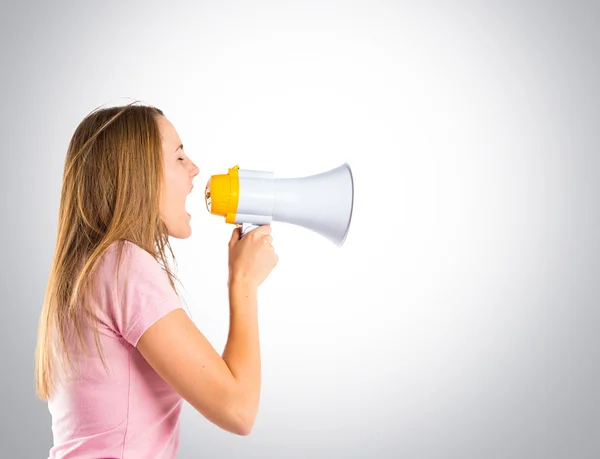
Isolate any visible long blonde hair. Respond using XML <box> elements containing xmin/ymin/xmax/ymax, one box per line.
<box><xmin>35</xmin><ymin>101</ymin><xmax>182</xmax><ymax>401</ymax></box>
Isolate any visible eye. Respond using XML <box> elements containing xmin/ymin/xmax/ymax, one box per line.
<box><xmin>178</xmin><ymin>157</ymin><xmax>184</xmax><ymax>161</ymax></box>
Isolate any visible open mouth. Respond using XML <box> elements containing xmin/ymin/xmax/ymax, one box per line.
<box><xmin>185</xmin><ymin>194</ymin><xmax>191</xmax><ymax>216</ymax></box>
<box><xmin>185</xmin><ymin>185</ymin><xmax>194</xmax><ymax>217</ymax></box>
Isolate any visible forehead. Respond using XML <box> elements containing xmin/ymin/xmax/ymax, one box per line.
<box><xmin>157</xmin><ymin>116</ymin><xmax>180</xmax><ymax>145</ymax></box>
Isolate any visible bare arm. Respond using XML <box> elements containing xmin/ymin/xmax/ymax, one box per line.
<box><xmin>222</xmin><ymin>279</ymin><xmax>260</xmax><ymax>433</ymax></box>
<box><xmin>136</xmin><ymin>280</ymin><xmax>260</xmax><ymax>436</ymax></box>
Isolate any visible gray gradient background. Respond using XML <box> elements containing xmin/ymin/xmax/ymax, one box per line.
<box><xmin>1</xmin><ymin>1</ymin><xmax>599</xmax><ymax>458</ymax></box>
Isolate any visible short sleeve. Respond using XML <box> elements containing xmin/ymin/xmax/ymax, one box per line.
<box><xmin>109</xmin><ymin>241</ymin><xmax>183</xmax><ymax>347</ymax></box>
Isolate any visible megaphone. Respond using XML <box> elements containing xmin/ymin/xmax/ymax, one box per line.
<box><xmin>204</xmin><ymin>163</ymin><xmax>354</xmax><ymax>246</ymax></box>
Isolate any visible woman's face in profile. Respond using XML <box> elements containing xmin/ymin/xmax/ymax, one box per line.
<box><xmin>157</xmin><ymin>115</ymin><xmax>199</xmax><ymax>238</ymax></box>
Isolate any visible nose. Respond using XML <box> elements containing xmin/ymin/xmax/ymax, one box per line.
<box><xmin>190</xmin><ymin>161</ymin><xmax>199</xmax><ymax>178</ymax></box>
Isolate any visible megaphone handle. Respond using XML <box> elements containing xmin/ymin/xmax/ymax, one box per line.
<box><xmin>240</xmin><ymin>223</ymin><xmax>261</xmax><ymax>238</ymax></box>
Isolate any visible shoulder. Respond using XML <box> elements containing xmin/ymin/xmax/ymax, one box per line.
<box><xmin>103</xmin><ymin>240</ymin><xmax>179</xmax><ymax>303</ymax></box>
<box><xmin>98</xmin><ymin>240</ymin><xmax>168</xmax><ymax>285</ymax></box>
<box><xmin>97</xmin><ymin>241</ymin><xmax>181</xmax><ymax>345</ymax></box>
<box><xmin>104</xmin><ymin>240</ymin><xmax>159</xmax><ymax>267</ymax></box>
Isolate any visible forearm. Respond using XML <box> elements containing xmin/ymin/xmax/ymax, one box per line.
<box><xmin>222</xmin><ymin>279</ymin><xmax>261</xmax><ymax>431</ymax></box>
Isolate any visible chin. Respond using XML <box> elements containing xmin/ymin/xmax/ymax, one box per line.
<box><xmin>167</xmin><ymin>219</ymin><xmax>193</xmax><ymax>239</ymax></box>
<box><xmin>171</xmin><ymin>228</ymin><xmax>192</xmax><ymax>239</ymax></box>
<box><xmin>170</xmin><ymin>231</ymin><xmax>191</xmax><ymax>239</ymax></box>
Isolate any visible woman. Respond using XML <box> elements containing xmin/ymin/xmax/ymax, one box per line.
<box><xmin>34</xmin><ymin>101</ymin><xmax>278</xmax><ymax>458</ymax></box>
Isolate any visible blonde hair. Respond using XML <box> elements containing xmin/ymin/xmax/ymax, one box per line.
<box><xmin>35</xmin><ymin>101</ymin><xmax>182</xmax><ymax>400</ymax></box>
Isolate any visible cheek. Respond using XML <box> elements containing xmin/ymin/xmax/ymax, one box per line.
<box><xmin>162</xmin><ymin>170</ymin><xmax>178</xmax><ymax>200</ymax></box>
<box><xmin>166</xmin><ymin>188</ymin><xmax>180</xmax><ymax>210</ymax></box>
<box><xmin>161</xmin><ymin>167</ymin><xmax>188</xmax><ymax>212</ymax></box>
<box><xmin>160</xmin><ymin>185</ymin><xmax>175</xmax><ymax>214</ymax></box>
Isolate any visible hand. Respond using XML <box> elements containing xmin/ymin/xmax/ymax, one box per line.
<box><xmin>228</xmin><ymin>224</ymin><xmax>278</xmax><ymax>289</ymax></box>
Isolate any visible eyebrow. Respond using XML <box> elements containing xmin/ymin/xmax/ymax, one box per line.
<box><xmin>175</xmin><ymin>144</ymin><xmax>183</xmax><ymax>152</ymax></box>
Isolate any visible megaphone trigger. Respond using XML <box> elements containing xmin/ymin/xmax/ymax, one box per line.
<box><xmin>241</xmin><ymin>223</ymin><xmax>261</xmax><ymax>237</ymax></box>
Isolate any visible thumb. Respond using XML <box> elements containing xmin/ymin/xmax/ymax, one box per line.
<box><xmin>229</xmin><ymin>225</ymin><xmax>242</xmax><ymax>247</ymax></box>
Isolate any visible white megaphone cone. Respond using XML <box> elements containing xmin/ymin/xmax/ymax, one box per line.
<box><xmin>205</xmin><ymin>163</ymin><xmax>354</xmax><ymax>246</ymax></box>
<box><xmin>271</xmin><ymin>163</ymin><xmax>354</xmax><ymax>245</ymax></box>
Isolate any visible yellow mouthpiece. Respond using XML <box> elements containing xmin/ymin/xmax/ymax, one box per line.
<box><xmin>205</xmin><ymin>165</ymin><xmax>240</xmax><ymax>224</ymax></box>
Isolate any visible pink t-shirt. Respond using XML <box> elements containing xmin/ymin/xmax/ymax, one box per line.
<box><xmin>47</xmin><ymin>240</ymin><xmax>185</xmax><ymax>459</ymax></box>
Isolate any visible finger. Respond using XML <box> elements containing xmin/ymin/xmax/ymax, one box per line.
<box><xmin>251</xmin><ymin>224</ymin><xmax>271</xmax><ymax>238</ymax></box>
<box><xmin>259</xmin><ymin>224</ymin><xmax>272</xmax><ymax>235</ymax></box>
<box><xmin>264</xmin><ymin>234</ymin><xmax>273</xmax><ymax>245</ymax></box>
<box><xmin>229</xmin><ymin>225</ymin><xmax>241</xmax><ymax>246</ymax></box>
